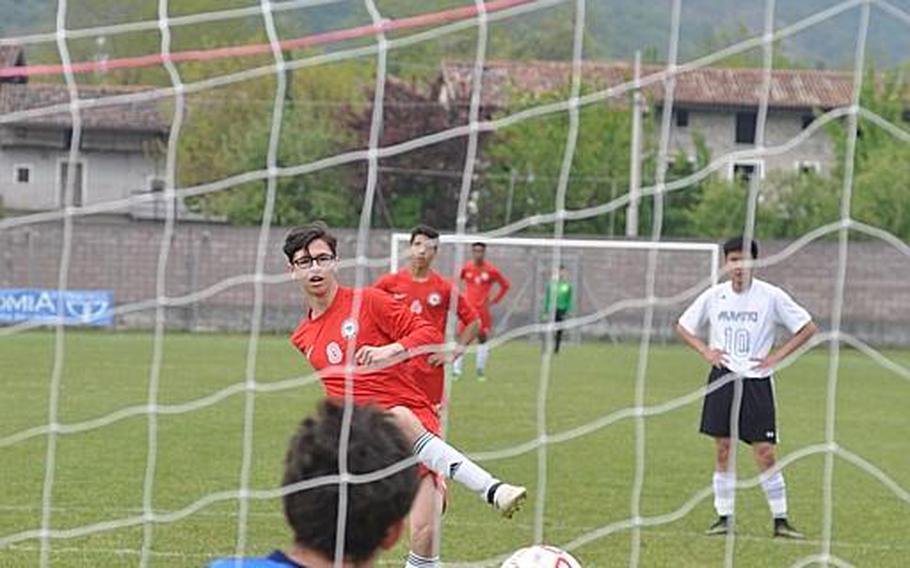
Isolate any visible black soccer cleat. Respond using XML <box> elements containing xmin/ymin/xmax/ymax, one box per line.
<box><xmin>773</xmin><ymin>518</ymin><xmax>805</xmax><ymax>540</ymax></box>
<box><xmin>705</xmin><ymin>516</ymin><xmax>731</xmax><ymax>536</ymax></box>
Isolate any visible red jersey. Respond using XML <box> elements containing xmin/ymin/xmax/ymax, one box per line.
<box><xmin>460</xmin><ymin>260</ymin><xmax>510</xmax><ymax>309</ymax></box>
<box><xmin>290</xmin><ymin>286</ymin><xmax>442</xmax><ymax>416</ymax></box>
<box><xmin>374</xmin><ymin>269</ymin><xmax>478</xmax><ymax>403</ymax></box>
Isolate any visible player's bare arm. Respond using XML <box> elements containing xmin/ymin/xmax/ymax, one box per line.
<box><xmin>355</xmin><ymin>342</ymin><xmax>408</xmax><ymax>367</ymax></box>
<box><xmin>491</xmin><ymin>272</ymin><xmax>510</xmax><ymax>305</ymax></box>
<box><xmin>428</xmin><ymin>318</ymin><xmax>479</xmax><ymax>366</ymax></box>
<box><xmin>751</xmin><ymin>321</ymin><xmax>818</xmax><ymax>372</ymax></box>
<box><xmin>675</xmin><ymin>323</ymin><xmax>729</xmax><ymax>368</ymax></box>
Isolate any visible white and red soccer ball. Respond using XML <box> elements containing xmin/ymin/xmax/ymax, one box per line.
<box><xmin>501</xmin><ymin>545</ymin><xmax>582</xmax><ymax>568</ymax></box>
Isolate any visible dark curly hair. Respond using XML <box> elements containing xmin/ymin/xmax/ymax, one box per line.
<box><xmin>282</xmin><ymin>399</ymin><xmax>418</xmax><ymax>563</ymax></box>
<box><xmin>283</xmin><ymin>222</ymin><xmax>338</xmax><ymax>262</ymax></box>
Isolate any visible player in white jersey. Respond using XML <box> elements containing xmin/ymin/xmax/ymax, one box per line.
<box><xmin>676</xmin><ymin>237</ymin><xmax>817</xmax><ymax>539</ymax></box>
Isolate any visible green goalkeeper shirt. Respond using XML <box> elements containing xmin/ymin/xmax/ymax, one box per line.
<box><xmin>544</xmin><ymin>280</ymin><xmax>573</xmax><ymax>313</ymax></box>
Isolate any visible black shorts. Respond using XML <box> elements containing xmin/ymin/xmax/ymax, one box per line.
<box><xmin>699</xmin><ymin>366</ymin><xmax>778</xmax><ymax>444</ymax></box>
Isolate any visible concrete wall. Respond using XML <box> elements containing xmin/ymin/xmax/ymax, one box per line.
<box><xmin>1</xmin><ymin>221</ymin><xmax>908</xmax><ymax>347</ymax></box>
<box><xmin>668</xmin><ymin>107</ymin><xmax>837</xmax><ymax>177</ymax></box>
<box><xmin>0</xmin><ymin>128</ymin><xmax>164</xmax><ymax>210</ymax></box>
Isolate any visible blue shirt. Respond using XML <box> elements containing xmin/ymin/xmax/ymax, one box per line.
<box><xmin>208</xmin><ymin>550</ymin><xmax>307</xmax><ymax>568</ymax></box>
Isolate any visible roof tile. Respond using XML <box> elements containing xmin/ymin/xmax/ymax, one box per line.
<box><xmin>440</xmin><ymin>60</ymin><xmax>856</xmax><ymax>110</ymax></box>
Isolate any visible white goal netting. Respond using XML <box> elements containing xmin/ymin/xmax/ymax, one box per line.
<box><xmin>0</xmin><ymin>0</ymin><xmax>908</xmax><ymax>567</ymax></box>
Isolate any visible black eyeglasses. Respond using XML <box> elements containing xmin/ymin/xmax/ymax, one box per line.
<box><xmin>291</xmin><ymin>254</ymin><xmax>336</xmax><ymax>269</ymax></box>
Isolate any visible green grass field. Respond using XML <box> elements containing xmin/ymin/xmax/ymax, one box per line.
<box><xmin>1</xmin><ymin>331</ymin><xmax>908</xmax><ymax>567</ymax></box>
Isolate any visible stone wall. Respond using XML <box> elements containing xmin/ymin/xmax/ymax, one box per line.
<box><xmin>2</xmin><ymin>220</ymin><xmax>908</xmax><ymax>346</ymax></box>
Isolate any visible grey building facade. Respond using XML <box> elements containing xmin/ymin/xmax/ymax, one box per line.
<box><xmin>666</xmin><ymin>104</ymin><xmax>835</xmax><ymax>179</ymax></box>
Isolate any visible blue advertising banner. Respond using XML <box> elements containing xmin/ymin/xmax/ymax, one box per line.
<box><xmin>0</xmin><ymin>289</ymin><xmax>114</xmax><ymax>326</ymax></box>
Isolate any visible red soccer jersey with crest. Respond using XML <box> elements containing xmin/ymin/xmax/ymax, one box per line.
<box><xmin>460</xmin><ymin>260</ymin><xmax>510</xmax><ymax>309</ymax></box>
<box><xmin>290</xmin><ymin>287</ymin><xmax>442</xmax><ymax>420</ymax></box>
<box><xmin>374</xmin><ymin>269</ymin><xmax>478</xmax><ymax>404</ymax></box>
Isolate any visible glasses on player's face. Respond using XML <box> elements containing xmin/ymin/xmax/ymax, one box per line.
<box><xmin>410</xmin><ymin>241</ymin><xmax>437</xmax><ymax>255</ymax></box>
<box><xmin>291</xmin><ymin>253</ymin><xmax>336</xmax><ymax>270</ymax></box>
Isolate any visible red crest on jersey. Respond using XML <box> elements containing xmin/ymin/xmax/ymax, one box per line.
<box><xmin>325</xmin><ymin>341</ymin><xmax>343</xmax><ymax>364</ymax></box>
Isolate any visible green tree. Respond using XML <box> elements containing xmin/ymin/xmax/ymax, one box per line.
<box><xmin>682</xmin><ymin>165</ymin><xmax>849</xmax><ymax>241</ymax></box>
<box><xmin>656</xmin><ymin>135</ymin><xmax>714</xmax><ymax>237</ymax></box>
<box><xmin>828</xmin><ymin>65</ymin><xmax>910</xmax><ymax>239</ymax></box>
<box><xmin>189</xmin><ymin>109</ymin><xmax>357</xmax><ymax>226</ymax></box>
<box><xmin>852</xmin><ymin>142</ymin><xmax>910</xmax><ymax>238</ymax></box>
<box><xmin>684</xmin><ymin>176</ymin><xmax>779</xmax><ymax>239</ymax></box>
<box><xmin>180</xmin><ymin>61</ymin><xmax>369</xmax><ymax>225</ymax></box>
<box><xmin>695</xmin><ymin>22</ymin><xmax>804</xmax><ymax>69</ymax></box>
<box><xmin>765</xmin><ymin>171</ymin><xmax>841</xmax><ymax>237</ymax></box>
<box><xmin>480</xmin><ymin>87</ymin><xmax>650</xmax><ymax>235</ymax></box>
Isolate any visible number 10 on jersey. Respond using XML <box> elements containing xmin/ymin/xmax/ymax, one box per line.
<box><xmin>724</xmin><ymin>328</ymin><xmax>751</xmax><ymax>357</ymax></box>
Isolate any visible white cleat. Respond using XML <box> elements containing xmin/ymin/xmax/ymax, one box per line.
<box><xmin>492</xmin><ymin>483</ymin><xmax>527</xmax><ymax>518</ymax></box>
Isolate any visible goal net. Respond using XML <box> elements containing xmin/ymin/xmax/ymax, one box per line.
<box><xmin>0</xmin><ymin>0</ymin><xmax>908</xmax><ymax>567</ymax></box>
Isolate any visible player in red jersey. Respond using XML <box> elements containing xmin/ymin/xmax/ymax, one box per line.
<box><xmin>285</xmin><ymin>223</ymin><xmax>526</xmax><ymax>568</ymax></box>
<box><xmin>374</xmin><ymin>224</ymin><xmax>479</xmax><ymax>409</ymax></box>
<box><xmin>454</xmin><ymin>242</ymin><xmax>511</xmax><ymax>380</ymax></box>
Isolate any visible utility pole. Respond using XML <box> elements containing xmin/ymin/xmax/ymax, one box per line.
<box><xmin>505</xmin><ymin>168</ymin><xmax>516</xmax><ymax>225</ymax></box>
<box><xmin>626</xmin><ymin>50</ymin><xmax>643</xmax><ymax>237</ymax></box>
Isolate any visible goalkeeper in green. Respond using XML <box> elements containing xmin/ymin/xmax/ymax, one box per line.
<box><xmin>543</xmin><ymin>265</ymin><xmax>574</xmax><ymax>354</ymax></box>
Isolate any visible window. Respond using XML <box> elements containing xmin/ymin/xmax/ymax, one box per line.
<box><xmin>801</xmin><ymin>114</ymin><xmax>815</xmax><ymax>130</ymax></box>
<box><xmin>735</xmin><ymin>111</ymin><xmax>757</xmax><ymax>144</ymax></box>
<box><xmin>730</xmin><ymin>160</ymin><xmax>764</xmax><ymax>183</ymax></box>
<box><xmin>795</xmin><ymin>161</ymin><xmax>821</xmax><ymax>175</ymax></box>
<box><xmin>149</xmin><ymin>177</ymin><xmax>166</xmax><ymax>192</ymax></box>
<box><xmin>59</xmin><ymin>160</ymin><xmax>85</xmax><ymax>207</ymax></box>
<box><xmin>14</xmin><ymin>165</ymin><xmax>31</xmax><ymax>184</ymax></box>
<box><xmin>733</xmin><ymin>163</ymin><xmax>756</xmax><ymax>182</ymax></box>
<box><xmin>675</xmin><ymin>109</ymin><xmax>689</xmax><ymax>127</ymax></box>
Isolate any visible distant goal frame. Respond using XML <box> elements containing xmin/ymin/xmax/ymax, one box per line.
<box><xmin>389</xmin><ymin>233</ymin><xmax>722</xmax><ymax>287</ymax></box>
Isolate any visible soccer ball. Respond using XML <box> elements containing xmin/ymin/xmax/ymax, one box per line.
<box><xmin>501</xmin><ymin>545</ymin><xmax>583</xmax><ymax>568</ymax></box>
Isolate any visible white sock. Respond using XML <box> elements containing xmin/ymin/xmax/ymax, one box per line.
<box><xmin>713</xmin><ymin>471</ymin><xmax>735</xmax><ymax>517</ymax></box>
<box><xmin>413</xmin><ymin>432</ymin><xmax>496</xmax><ymax>500</ymax></box>
<box><xmin>453</xmin><ymin>355</ymin><xmax>463</xmax><ymax>375</ymax></box>
<box><xmin>406</xmin><ymin>551</ymin><xmax>439</xmax><ymax>568</ymax></box>
<box><xmin>476</xmin><ymin>344</ymin><xmax>489</xmax><ymax>372</ymax></box>
<box><xmin>761</xmin><ymin>470</ymin><xmax>788</xmax><ymax>519</ymax></box>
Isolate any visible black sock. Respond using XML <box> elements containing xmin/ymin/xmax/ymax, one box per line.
<box><xmin>486</xmin><ymin>481</ymin><xmax>503</xmax><ymax>504</ymax></box>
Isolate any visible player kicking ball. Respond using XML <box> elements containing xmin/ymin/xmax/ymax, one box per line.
<box><xmin>454</xmin><ymin>242</ymin><xmax>511</xmax><ymax>381</ymax></box>
<box><xmin>675</xmin><ymin>236</ymin><xmax>817</xmax><ymax>539</ymax></box>
<box><xmin>375</xmin><ymin>224</ymin><xmax>480</xmax><ymax>412</ymax></box>
<box><xmin>373</xmin><ymin>224</ymin><xmax>481</xmax><ymax>566</ymax></box>
<box><xmin>285</xmin><ymin>223</ymin><xmax>527</xmax><ymax>568</ymax></box>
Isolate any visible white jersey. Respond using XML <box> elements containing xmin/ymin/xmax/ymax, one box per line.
<box><xmin>678</xmin><ymin>278</ymin><xmax>812</xmax><ymax>378</ymax></box>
